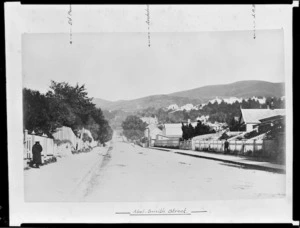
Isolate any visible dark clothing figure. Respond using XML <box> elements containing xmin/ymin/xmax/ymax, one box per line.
<box><xmin>224</xmin><ymin>140</ymin><xmax>229</xmax><ymax>154</ymax></box>
<box><xmin>32</xmin><ymin>142</ymin><xmax>43</xmax><ymax>168</ymax></box>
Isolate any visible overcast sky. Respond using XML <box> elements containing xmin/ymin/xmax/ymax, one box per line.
<box><xmin>22</xmin><ymin>30</ymin><xmax>284</xmax><ymax>101</ymax></box>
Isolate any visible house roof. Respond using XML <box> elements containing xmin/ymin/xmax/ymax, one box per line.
<box><xmin>259</xmin><ymin>115</ymin><xmax>285</xmax><ymax>122</ymax></box>
<box><xmin>146</xmin><ymin>124</ymin><xmax>162</xmax><ymax>133</ymax></box>
<box><xmin>241</xmin><ymin>109</ymin><xmax>285</xmax><ymax>124</ymax></box>
<box><xmin>164</xmin><ymin>123</ymin><xmax>182</xmax><ymax>127</ymax></box>
<box><xmin>163</xmin><ymin>123</ymin><xmax>183</xmax><ymax>137</ymax></box>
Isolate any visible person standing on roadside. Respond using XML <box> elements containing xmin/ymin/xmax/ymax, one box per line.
<box><xmin>32</xmin><ymin>141</ymin><xmax>43</xmax><ymax>168</ymax></box>
<box><xmin>224</xmin><ymin>139</ymin><xmax>229</xmax><ymax>154</ymax></box>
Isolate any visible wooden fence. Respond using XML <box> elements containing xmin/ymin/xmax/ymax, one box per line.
<box><xmin>154</xmin><ymin>139</ymin><xmax>180</xmax><ymax>149</ymax></box>
<box><xmin>24</xmin><ymin>128</ymin><xmax>86</xmax><ymax>168</ymax></box>
<box><xmin>179</xmin><ymin>140</ymin><xmax>192</xmax><ymax>150</ymax></box>
<box><xmin>24</xmin><ymin>131</ymin><xmax>57</xmax><ymax>167</ymax></box>
<box><xmin>154</xmin><ymin>137</ymin><xmax>282</xmax><ymax>159</ymax></box>
<box><xmin>192</xmin><ymin>139</ymin><xmax>264</xmax><ymax>155</ymax></box>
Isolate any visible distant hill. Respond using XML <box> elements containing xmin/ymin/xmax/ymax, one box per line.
<box><xmin>93</xmin><ymin>80</ymin><xmax>285</xmax><ymax>111</ymax></box>
<box><xmin>92</xmin><ymin>98</ymin><xmax>114</xmax><ymax>108</ymax></box>
<box><xmin>93</xmin><ymin>95</ymin><xmax>201</xmax><ymax>111</ymax></box>
<box><xmin>170</xmin><ymin>80</ymin><xmax>284</xmax><ymax>100</ymax></box>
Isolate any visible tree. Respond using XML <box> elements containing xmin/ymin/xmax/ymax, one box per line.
<box><xmin>23</xmin><ymin>81</ymin><xmax>114</xmax><ymax>144</ymax></box>
<box><xmin>23</xmin><ymin>88</ymin><xmax>52</xmax><ymax>135</ymax></box>
<box><xmin>229</xmin><ymin>117</ymin><xmax>240</xmax><ymax>131</ymax></box>
<box><xmin>122</xmin><ymin>115</ymin><xmax>147</xmax><ymax>141</ymax></box>
<box><xmin>84</xmin><ymin>115</ymin><xmax>100</xmax><ymax>141</ymax></box>
<box><xmin>46</xmin><ymin>81</ymin><xmax>95</xmax><ymax>129</ymax></box>
<box><xmin>181</xmin><ymin>123</ymin><xmax>194</xmax><ymax>140</ymax></box>
<box><xmin>181</xmin><ymin>123</ymin><xmax>189</xmax><ymax>140</ymax></box>
<box><xmin>98</xmin><ymin>120</ymin><xmax>113</xmax><ymax>144</ymax></box>
<box><xmin>187</xmin><ymin>123</ymin><xmax>195</xmax><ymax>139</ymax></box>
<box><xmin>194</xmin><ymin>120</ymin><xmax>214</xmax><ymax>136</ymax></box>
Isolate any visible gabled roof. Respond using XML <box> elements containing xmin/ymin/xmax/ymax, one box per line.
<box><xmin>164</xmin><ymin>123</ymin><xmax>182</xmax><ymax>128</ymax></box>
<box><xmin>241</xmin><ymin>109</ymin><xmax>285</xmax><ymax>124</ymax></box>
<box><xmin>147</xmin><ymin>124</ymin><xmax>162</xmax><ymax>132</ymax></box>
<box><xmin>163</xmin><ymin>123</ymin><xmax>182</xmax><ymax>136</ymax></box>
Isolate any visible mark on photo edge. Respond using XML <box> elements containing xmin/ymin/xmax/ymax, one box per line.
<box><xmin>145</xmin><ymin>5</ymin><xmax>151</xmax><ymax>47</ymax></box>
<box><xmin>252</xmin><ymin>4</ymin><xmax>256</xmax><ymax>39</ymax></box>
<box><xmin>67</xmin><ymin>5</ymin><xmax>72</xmax><ymax>44</ymax></box>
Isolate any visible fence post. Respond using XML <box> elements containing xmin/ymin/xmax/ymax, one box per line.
<box><xmin>24</xmin><ymin>130</ymin><xmax>28</xmax><ymax>159</ymax></box>
<box><xmin>235</xmin><ymin>140</ymin><xmax>237</xmax><ymax>153</ymax></box>
<box><xmin>253</xmin><ymin>139</ymin><xmax>255</xmax><ymax>156</ymax></box>
<box><xmin>242</xmin><ymin>141</ymin><xmax>245</xmax><ymax>155</ymax></box>
<box><xmin>262</xmin><ymin>140</ymin><xmax>266</xmax><ymax>157</ymax></box>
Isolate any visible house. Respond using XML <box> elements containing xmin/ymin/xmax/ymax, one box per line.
<box><xmin>180</xmin><ymin>104</ymin><xmax>196</xmax><ymax>111</ymax></box>
<box><xmin>206</xmin><ymin>121</ymin><xmax>227</xmax><ymax>132</ymax></box>
<box><xmin>52</xmin><ymin>126</ymin><xmax>78</xmax><ymax>148</ymax></box>
<box><xmin>239</xmin><ymin>108</ymin><xmax>285</xmax><ymax>132</ymax></box>
<box><xmin>255</xmin><ymin>114</ymin><xmax>285</xmax><ymax>133</ymax></box>
<box><xmin>161</xmin><ymin>123</ymin><xmax>183</xmax><ymax>138</ymax></box>
<box><xmin>167</xmin><ymin>104</ymin><xmax>179</xmax><ymax>110</ymax></box>
<box><xmin>144</xmin><ymin>124</ymin><xmax>163</xmax><ymax>146</ymax></box>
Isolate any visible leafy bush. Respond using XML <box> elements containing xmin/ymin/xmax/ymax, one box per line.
<box><xmin>245</xmin><ymin>150</ymin><xmax>253</xmax><ymax>156</ymax></box>
<box><xmin>122</xmin><ymin>115</ymin><xmax>147</xmax><ymax>141</ymax></box>
<box><xmin>244</xmin><ymin>130</ymin><xmax>260</xmax><ymax>139</ymax></box>
<box><xmin>252</xmin><ymin>149</ymin><xmax>263</xmax><ymax>157</ymax></box>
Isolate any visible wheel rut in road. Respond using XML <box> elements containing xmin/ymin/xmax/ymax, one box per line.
<box><xmin>81</xmin><ymin>144</ymin><xmax>114</xmax><ymax>199</ymax></box>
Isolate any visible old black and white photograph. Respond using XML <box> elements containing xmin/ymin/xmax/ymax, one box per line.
<box><xmin>22</xmin><ymin>30</ymin><xmax>286</xmax><ymax>202</ymax></box>
<box><xmin>5</xmin><ymin>3</ymin><xmax>295</xmax><ymax>225</ymax></box>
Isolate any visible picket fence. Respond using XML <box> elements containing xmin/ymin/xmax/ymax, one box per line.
<box><xmin>154</xmin><ymin>138</ymin><xmax>180</xmax><ymax>148</ymax></box>
<box><xmin>23</xmin><ymin>127</ymin><xmax>96</xmax><ymax>168</ymax></box>
<box><xmin>23</xmin><ymin>131</ymin><xmax>57</xmax><ymax>166</ymax></box>
<box><xmin>154</xmin><ymin>137</ymin><xmax>281</xmax><ymax>158</ymax></box>
<box><xmin>192</xmin><ymin>139</ymin><xmax>264</xmax><ymax>154</ymax></box>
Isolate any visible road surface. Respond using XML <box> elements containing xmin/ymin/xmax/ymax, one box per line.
<box><xmin>82</xmin><ymin>135</ymin><xmax>285</xmax><ymax>202</ymax></box>
<box><xmin>24</xmin><ymin>135</ymin><xmax>285</xmax><ymax>202</ymax></box>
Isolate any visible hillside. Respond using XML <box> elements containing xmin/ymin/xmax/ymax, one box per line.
<box><xmin>170</xmin><ymin>80</ymin><xmax>284</xmax><ymax>100</ymax></box>
<box><xmin>93</xmin><ymin>80</ymin><xmax>285</xmax><ymax>111</ymax></box>
<box><xmin>93</xmin><ymin>95</ymin><xmax>201</xmax><ymax>111</ymax></box>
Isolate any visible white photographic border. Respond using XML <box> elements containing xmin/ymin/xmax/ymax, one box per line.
<box><xmin>5</xmin><ymin>3</ymin><xmax>296</xmax><ymax>225</ymax></box>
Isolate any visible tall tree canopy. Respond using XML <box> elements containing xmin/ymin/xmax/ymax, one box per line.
<box><xmin>23</xmin><ymin>81</ymin><xmax>113</xmax><ymax>143</ymax></box>
<box><xmin>181</xmin><ymin>120</ymin><xmax>215</xmax><ymax>140</ymax></box>
<box><xmin>23</xmin><ymin>89</ymin><xmax>51</xmax><ymax>135</ymax></box>
<box><xmin>134</xmin><ymin>97</ymin><xmax>285</xmax><ymax>126</ymax></box>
